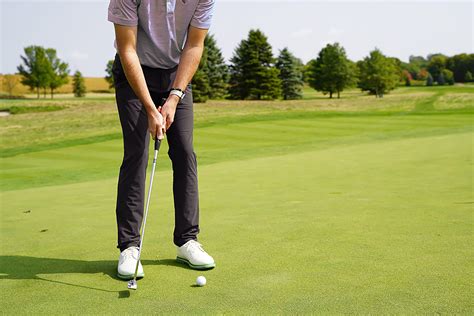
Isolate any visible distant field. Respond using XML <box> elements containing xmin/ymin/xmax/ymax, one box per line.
<box><xmin>0</xmin><ymin>74</ymin><xmax>111</xmax><ymax>95</ymax></box>
<box><xmin>0</xmin><ymin>85</ymin><xmax>472</xmax><ymax>313</ymax></box>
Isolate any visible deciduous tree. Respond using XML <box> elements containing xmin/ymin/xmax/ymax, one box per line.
<box><xmin>17</xmin><ymin>46</ymin><xmax>51</xmax><ymax>98</ymax></box>
<box><xmin>307</xmin><ymin>43</ymin><xmax>355</xmax><ymax>99</ymax></box>
<box><xmin>45</xmin><ymin>48</ymin><xmax>69</xmax><ymax>98</ymax></box>
<box><xmin>357</xmin><ymin>49</ymin><xmax>399</xmax><ymax>98</ymax></box>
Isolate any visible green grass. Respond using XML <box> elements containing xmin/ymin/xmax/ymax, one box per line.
<box><xmin>1</xmin><ymin>85</ymin><xmax>472</xmax><ymax>158</ymax></box>
<box><xmin>0</xmin><ymin>86</ymin><xmax>472</xmax><ymax>313</ymax></box>
<box><xmin>0</xmin><ymin>105</ymin><xmax>66</xmax><ymax>115</ymax></box>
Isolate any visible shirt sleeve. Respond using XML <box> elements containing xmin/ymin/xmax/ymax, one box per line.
<box><xmin>190</xmin><ymin>0</ymin><xmax>215</xmax><ymax>30</ymax></box>
<box><xmin>108</xmin><ymin>0</ymin><xmax>139</xmax><ymax>27</ymax></box>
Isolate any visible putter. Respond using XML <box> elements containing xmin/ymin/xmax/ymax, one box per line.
<box><xmin>127</xmin><ymin>137</ymin><xmax>162</xmax><ymax>290</ymax></box>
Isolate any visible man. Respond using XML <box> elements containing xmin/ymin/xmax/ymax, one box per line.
<box><xmin>107</xmin><ymin>0</ymin><xmax>216</xmax><ymax>280</ymax></box>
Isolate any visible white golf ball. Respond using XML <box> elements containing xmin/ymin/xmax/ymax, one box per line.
<box><xmin>196</xmin><ymin>276</ymin><xmax>206</xmax><ymax>287</ymax></box>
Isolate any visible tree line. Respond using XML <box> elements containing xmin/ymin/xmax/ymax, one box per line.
<box><xmin>8</xmin><ymin>29</ymin><xmax>474</xmax><ymax>100</ymax></box>
<box><xmin>185</xmin><ymin>29</ymin><xmax>473</xmax><ymax>100</ymax></box>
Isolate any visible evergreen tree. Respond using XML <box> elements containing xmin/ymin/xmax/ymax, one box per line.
<box><xmin>465</xmin><ymin>71</ymin><xmax>473</xmax><ymax>82</ymax></box>
<box><xmin>357</xmin><ymin>49</ymin><xmax>399</xmax><ymax>98</ymax></box>
<box><xmin>45</xmin><ymin>48</ymin><xmax>69</xmax><ymax>99</ymax></box>
<box><xmin>105</xmin><ymin>60</ymin><xmax>114</xmax><ymax>89</ymax></box>
<box><xmin>228</xmin><ymin>29</ymin><xmax>281</xmax><ymax>100</ymax></box>
<box><xmin>73</xmin><ymin>71</ymin><xmax>86</xmax><ymax>97</ymax></box>
<box><xmin>307</xmin><ymin>43</ymin><xmax>355</xmax><ymax>98</ymax></box>
<box><xmin>275</xmin><ymin>47</ymin><xmax>304</xmax><ymax>100</ymax></box>
<box><xmin>426</xmin><ymin>73</ymin><xmax>434</xmax><ymax>86</ymax></box>
<box><xmin>203</xmin><ymin>34</ymin><xmax>229</xmax><ymax>99</ymax></box>
<box><xmin>17</xmin><ymin>46</ymin><xmax>51</xmax><ymax>99</ymax></box>
<box><xmin>192</xmin><ymin>48</ymin><xmax>210</xmax><ymax>103</ymax></box>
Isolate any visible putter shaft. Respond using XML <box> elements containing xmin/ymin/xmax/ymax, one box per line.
<box><xmin>129</xmin><ymin>138</ymin><xmax>161</xmax><ymax>288</ymax></box>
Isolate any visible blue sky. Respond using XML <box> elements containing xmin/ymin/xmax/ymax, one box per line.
<box><xmin>1</xmin><ymin>0</ymin><xmax>472</xmax><ymax>77</ymax></box>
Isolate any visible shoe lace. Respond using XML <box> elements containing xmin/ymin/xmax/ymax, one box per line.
<box><xmin>123</xmin><ymin>247</ymin><xmax>139</xmax><ymax>260</ymax></box>
<box><xmin>187</xmin><ymin>240</ymin><xmax>205</xmax><ymax>254</ymax></box>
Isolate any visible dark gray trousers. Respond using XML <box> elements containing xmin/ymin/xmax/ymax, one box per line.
<box><xmin>112</xmin><ymin>53</ymin><xmax>199</xmax><ymax>252</ymax></box>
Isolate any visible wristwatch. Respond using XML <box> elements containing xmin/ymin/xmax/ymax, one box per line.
<box><xmin>169</xmin><ymin>88</ymin><xmax>186</xmax><ymax>101</ymax></box>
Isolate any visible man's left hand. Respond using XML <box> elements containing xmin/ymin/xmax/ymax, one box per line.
<box><xmin>158</xmin><ymin>95</ymin><xmax>180</xmax><ymax>131</ymax></box>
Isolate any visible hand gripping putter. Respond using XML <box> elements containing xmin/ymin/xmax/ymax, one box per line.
<box><xmin>128</xmin><ymin>137</ymin><xmax>161</xmax><ymax>290</ymax></box>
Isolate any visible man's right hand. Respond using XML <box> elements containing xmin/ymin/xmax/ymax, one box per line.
<box><xmin>113</xmin><ymin>25</ymin><xmax>165</xmax><ymax>141</ymax></box>
<box><xmin>147</xmin><ymin>108</ymin><xmax>166</xmax><ymax>140</ymax></box>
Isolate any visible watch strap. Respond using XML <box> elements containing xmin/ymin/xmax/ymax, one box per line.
<box><xmin>170</xmin><ymin>88</ymin><xmax>185</xmax><ymax>100</ymax></box>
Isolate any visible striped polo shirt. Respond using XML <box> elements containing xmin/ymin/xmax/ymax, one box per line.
<box><xmin>108</xmin><ymin>0</ymin><xmax>215</xmax><ymax>69</ymax></box>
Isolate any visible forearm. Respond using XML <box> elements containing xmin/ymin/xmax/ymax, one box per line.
<box><xmin>118</xmin><ymin>51</ymin><xmax>156</xmax><ymax>114</ymax></box>
<box><xmin>172</xmin><ymin>44</ymin><xmax>204</xmax><ymax>92</ymax></box>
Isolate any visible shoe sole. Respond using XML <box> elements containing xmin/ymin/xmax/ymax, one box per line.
<box><xmin>117</xmin><ymin>272</ymin><xmax>145</xmax><ymax>280</ymax></box>
<box><xmin>176</xmin><ymin>256</ymin><xmax>216</xmax><ymax>270</ymax></box>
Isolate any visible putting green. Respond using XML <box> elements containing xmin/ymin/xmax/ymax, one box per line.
<box><xmin>1</xmin><ymin>125</ymin><xmax>472</xmax><ymax>313</ymax></box>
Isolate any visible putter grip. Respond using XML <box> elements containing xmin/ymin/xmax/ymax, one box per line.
<box><xmin>154</xmin><ymin>138</ymin><xmax>161</xmax><ymax>151</ymax></box>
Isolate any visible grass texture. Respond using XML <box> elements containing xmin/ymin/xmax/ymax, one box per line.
<box><xmin>0</xmin><ymin>86</ymin><xmax>472</xmax><ymax>313</ymax></box>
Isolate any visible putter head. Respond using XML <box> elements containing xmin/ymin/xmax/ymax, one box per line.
<box><xmin>127</xmin><ymin>279</ymin><xmax>137</xmax><ymax>290</ymax></box>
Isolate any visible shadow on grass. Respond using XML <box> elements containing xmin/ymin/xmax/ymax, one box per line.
<box><xmin>0</xmin><ymin>256</ymin><xmax>192</xmax><ymax>297</ymax></box>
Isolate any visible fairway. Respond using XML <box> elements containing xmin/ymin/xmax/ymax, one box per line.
<box><xmin>0</xmin><ymin>87</ymin><xmax>473</xmax><ymax>313</ymax></box>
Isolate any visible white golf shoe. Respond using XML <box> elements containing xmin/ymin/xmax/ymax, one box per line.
<box><xmin>117</xmin><ymin>246</ymin><xmax>144</xmax><ymax>280</ymax></box>
<box><xmin>176</xmin><ymin>240</ymin><xmax>216</xmax><ymax>270</ymax></box>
